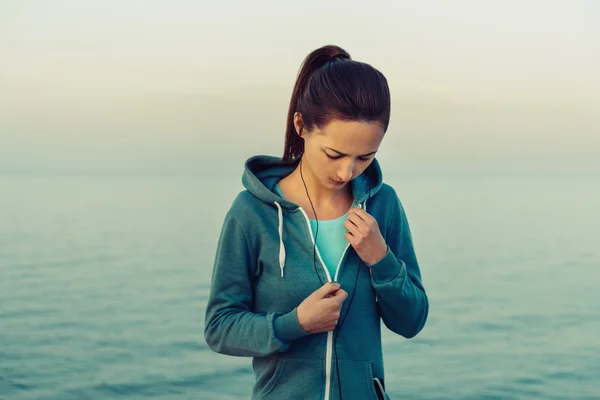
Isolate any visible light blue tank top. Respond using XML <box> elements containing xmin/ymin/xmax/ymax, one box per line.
<box><xmin>274</xmin><ymin>184</ymin><xmax>349</xmax><ymax>280</ymax></box>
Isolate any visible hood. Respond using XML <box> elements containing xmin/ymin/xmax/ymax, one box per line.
<box><xmin>241</xmin><ymin>155</ymin><xmax>384</xmax><ymax>210</ymax></box>
<box><xmin>241</xmin><ymin>154</ymin><xmax>384</xmax><ymax>278</ymax></box>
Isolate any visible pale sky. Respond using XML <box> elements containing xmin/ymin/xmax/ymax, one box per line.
<box><xmin>0</xmin><ymin>0</ymin><xmax>598</xmax><ymax>173</ymax></box>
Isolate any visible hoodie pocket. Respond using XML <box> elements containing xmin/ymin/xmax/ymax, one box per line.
<box><xmin>258</xmin><ymin>357</ymin><xmax>324</xmax><ymax>399</ymax></box>
<box><xmin>332</xmin><ymin>359</ymin><xmax>381</xmax><ymax>400</ymax></box>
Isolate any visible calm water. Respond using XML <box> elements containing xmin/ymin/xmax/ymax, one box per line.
<box><xmin>1</xmin><ymin>172</ymin><xmax>599</xmax><ymax>399</ymax></box>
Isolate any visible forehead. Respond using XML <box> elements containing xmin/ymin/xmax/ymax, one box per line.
<box><xmin>317</xmin><ymin>120</ymin><xmax>384</xmax><ymax>151</ymax></box>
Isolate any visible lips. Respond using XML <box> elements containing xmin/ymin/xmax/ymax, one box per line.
<box><xmin>330</xmin><ymin>178</ymin><xmax>346</xmax><ymax>185</ymax></box>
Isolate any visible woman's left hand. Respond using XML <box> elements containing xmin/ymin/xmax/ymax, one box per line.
<box><xmin>344</xmin><ymin>207</ymin><xmax>388</xmax><ymax>266</ymax></box>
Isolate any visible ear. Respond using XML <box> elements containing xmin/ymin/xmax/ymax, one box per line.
<box><xmin>293</xmin><ymin>112</ymin><xmax>305</xmax><ymax>137</ymax></box>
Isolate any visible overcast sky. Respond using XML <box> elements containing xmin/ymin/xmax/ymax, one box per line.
<box><xmin>1</xmin><ymin>0</ymin><xmax>598</xmax><ymax>173</ymax></box>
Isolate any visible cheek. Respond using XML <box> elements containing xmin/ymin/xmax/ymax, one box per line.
<box><xmin>306</xmin><ymin>151</ymin><xmax>331</xmax><ymax>176</ymax></box>
<box><xmin>318</xmin><ymin>160</ymin><xmax>335</xmax><ymax>177</ymax></box>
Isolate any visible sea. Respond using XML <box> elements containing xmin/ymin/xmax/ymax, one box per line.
<box><xmin>1</xmin><ymin>171</ymin><xmax>599</xmax><ymax>399</ymax></box>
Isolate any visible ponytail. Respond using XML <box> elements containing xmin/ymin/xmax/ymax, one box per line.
<box><xmin>282</xmin><ymin>45</ymin><xmax>351</xmax><ymax>162</ymax></box>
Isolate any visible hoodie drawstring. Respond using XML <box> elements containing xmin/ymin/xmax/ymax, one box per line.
<box><xmin>274</xmin><ymin>201</ymin><xmax>286</xmax><ymax>277</ymax></box>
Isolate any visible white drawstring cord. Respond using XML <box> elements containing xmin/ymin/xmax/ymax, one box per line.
<box><xmin>274</xmin><ymin>201</ymin><xmax>286</xmax><ymax>277</ymax></box>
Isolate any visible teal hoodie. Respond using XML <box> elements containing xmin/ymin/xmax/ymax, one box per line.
<box><xmin>204</xmin><ymin>155</ymin><xmax>429</xmax><ymax>400</ymax></box>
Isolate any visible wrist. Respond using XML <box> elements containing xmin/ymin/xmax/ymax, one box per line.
<box><xmin>366</xmin><ymin>245</ymin><xmax>389</xmax><ymax>267</ymax></box>
<box><xmin>296</xmin><ymin>304</ymin><xmax>310</xmax><ymax>332</ymax></box>
<box><xmin>274</xmin><ymin>307</ymin><xmax>310</xmax><ymax>343</ymax></box>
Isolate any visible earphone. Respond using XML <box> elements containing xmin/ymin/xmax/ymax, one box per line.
<box><xmin>300</xmin><ymin>159</ymin><xmax>373</xmax><ymax>400</ymax></box>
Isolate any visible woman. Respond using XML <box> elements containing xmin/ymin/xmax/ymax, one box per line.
<box><xmin>204</xmin><ymin>45</ymin><xmax>429</xmax><ymax>400</ymax></box>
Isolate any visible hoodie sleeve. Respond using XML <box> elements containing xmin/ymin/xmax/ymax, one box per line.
<box><xmin>367</xmin><ymin>192</ymin><xmax>429</xmax><ymax>338</ymax></box>
<box><xmin>204</xmin><ymin>212</ymin><xmax>309</xmax><ymax>357</ymax></box>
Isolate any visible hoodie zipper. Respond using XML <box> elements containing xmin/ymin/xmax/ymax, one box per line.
<box><xmin>297</xmin><ymin>204</ymin><xmax>361</xmax><ymax>400</ymax></box>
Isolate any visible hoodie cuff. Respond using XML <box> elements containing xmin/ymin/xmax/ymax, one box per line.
<box><xmin>273</xmin><ymin>307</ymin><xmax>310</xmax><ymax>343</ymax></box>
<box><xmin>368</xmin><ymin>247</ymin><xmax>403</xmax><ymax>284</ymax></box>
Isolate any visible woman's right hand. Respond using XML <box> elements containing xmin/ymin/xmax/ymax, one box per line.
<box><xmin>297</xmin><ymin>282</ymin><xmax>348</xmax><ymax>334</ymax></box>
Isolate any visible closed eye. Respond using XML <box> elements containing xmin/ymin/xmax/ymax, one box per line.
<box><xmin>325</xmin><ymin>153</ymin><xmax>343</xmax><ymax>160</ymax></box>
<box><xmin>325</xmin><ymin>152</ymin><xmax>373</xmax><ymax>161</ymax></box>
<box><xmin>324</xmin><ymin>146</ymin><xmax>377</xmax><ymax>161</ymax></box>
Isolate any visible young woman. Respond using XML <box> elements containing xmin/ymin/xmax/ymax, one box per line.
<box><xmin>204</xmin><ymin>45</ymin><xmax>429</xmax><ymax>400</ymax></box>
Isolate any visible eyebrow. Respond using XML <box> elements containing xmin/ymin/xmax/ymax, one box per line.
<box><xmin>325</xmin><ymin>147</ymin><xmax>378</xmax><ymax>157</ymax></box>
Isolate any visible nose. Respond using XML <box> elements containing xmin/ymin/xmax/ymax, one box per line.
<box><xmin>337</xmin><ymin>161</ymin><xmax>354</xmax><ymax>182</ymax></box>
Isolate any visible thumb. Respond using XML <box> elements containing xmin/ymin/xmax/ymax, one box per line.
<box><xmin>312</xmin><ymin>282</ymin><xmax>341</xmax><ymax>299</ymax></box>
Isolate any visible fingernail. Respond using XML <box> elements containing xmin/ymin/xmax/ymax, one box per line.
<box><xmin>332</xmin><ymin>283</ymin><xmax>341</xmax><ymax>289</ymax></box>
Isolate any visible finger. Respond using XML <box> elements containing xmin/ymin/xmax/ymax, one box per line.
<box><xmin>346</xmin><ymin>218</ymin><xmax>368</xmax><ymax>242</ymax></box>
<box><xmin>333</xmin><ymin>290</ymin><xmax>349</xmax><ymax>306</ymax></box>
<box><xmin>323</xmin><ymin>289</ymin><xmax>347</xmax><ymax>307</ymax></box>
<box><xmin>330</xmin><ymin>289</ymin><xmax>348</xmax><ymax>305</ymax></box>
<box><xmin>350</xmin><ymin>208</ymin><xmax>377</xmax><ymax>227</ymax></box>
<box><xmin>346</xmin><ymin>213</ymin><xmax>367</xmax><ymax>234</ymax></box>
<box><xmin>329</xmin><ymin>288</ymin><xmax>347</xmax><ymax>298</ymax></box>
<box><xmin>349</xmin><ymin>207</ymin><xmax>369</xmax><ymax>222</ymax></box>
<box><xmin>344</xmin><ymin>220</ymin><xmax>359</xmax><ymax>236</ymax></box>
<box><xmin>313</xmin><ymin>282</ymin><xmax>341</xmax><ymax>299</ymax></box>
<box><xmin>345</xmin><ymin>231</ymin><xmax>357</xmax><ymax>245</ymax></box>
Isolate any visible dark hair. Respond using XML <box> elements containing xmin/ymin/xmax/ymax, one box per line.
<box><xmin>282</xmin><ymin>45</ymin><xmax>391</xmax><ymax>162</ymax></box>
